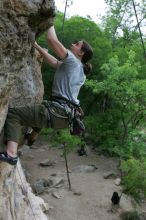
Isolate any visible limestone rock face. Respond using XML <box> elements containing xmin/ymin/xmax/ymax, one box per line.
<box><xmin>0</xmin><ymin>0</ymin><xmax>55</xmax><ymax>132</ymax></box>
<box><xmin>0</xmin><ymin>0</ymin><xmax>55</xmax><ymax>219</ymax></box>
<box><xmin>0</xmin><ymin>161</ymin><xmax>48</xmax><ymax>220</ymax></box>
<box><xmin>9</xmin><ymin>50</ymin><xmax>44</xmax><ymax>107</ymax></box>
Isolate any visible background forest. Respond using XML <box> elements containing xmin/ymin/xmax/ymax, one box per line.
<box><xmin>38</xmin><ymin>0</ymin><xmax>146</xmax><ymax>200</ymax></box>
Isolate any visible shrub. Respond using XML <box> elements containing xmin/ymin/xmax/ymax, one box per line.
<box><xmin>121</xmin><ymin>157</ymin><xmax>146</xmax><ymax>200</ymax></box>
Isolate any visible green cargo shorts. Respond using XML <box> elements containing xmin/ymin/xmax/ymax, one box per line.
<box><xmin>4</xmin><ymin>103</ymin><xmax>69</xmax><ymax>143</ymax></box>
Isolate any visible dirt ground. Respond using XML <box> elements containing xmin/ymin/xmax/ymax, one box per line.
<box><xmin>20</xmin><ymin>136</ymin><xmax>141</xmax><ymax>220</ymax></box>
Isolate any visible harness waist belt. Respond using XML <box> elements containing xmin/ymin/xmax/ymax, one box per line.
<box><xmin>51</xmin><ymin>96</ymin><xmax>80</xmax><ymax>108</ymax></box>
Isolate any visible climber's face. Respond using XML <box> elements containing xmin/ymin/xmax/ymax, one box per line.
<box><xmin>70</xmin><ymin>41</ymin><xmax>84</xmax><ymax>58</ymax></box>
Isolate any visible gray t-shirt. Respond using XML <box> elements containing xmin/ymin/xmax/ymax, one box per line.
<box><xmin>52</xmin><ymin>50</ymin><xmax>86</xmax><ymax>105</ymax></box>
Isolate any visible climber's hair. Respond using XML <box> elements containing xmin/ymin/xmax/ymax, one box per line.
<box><xmin>81</xmin><ymin>40</ymin><xmax>93</xmax><ymax>75</ymax></box>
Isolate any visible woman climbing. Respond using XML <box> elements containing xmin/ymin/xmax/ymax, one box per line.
<box><xmin>0</xmin><ymin>25</ymin><xmax>93</xmax><ymax>165</ymax></box>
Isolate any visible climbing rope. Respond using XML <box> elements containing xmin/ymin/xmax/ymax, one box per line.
<box><xmin>58</xmin><ymin>0</ymin><xmax>73</xmax><ymax>191</ymax></box>
<box><xmin>61</xmin><ymin>0</ymin><xmax>68</xmax><ymax>43</ymax></box>
<box><xmin>132</xmin><ymin>0</ymin><xmax>146</xmax><ymax>58</ymax></box>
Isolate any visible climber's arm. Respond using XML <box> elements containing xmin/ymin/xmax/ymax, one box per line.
<box><xmin>33</xmin><ymin>42</ymin><xmax>62</xmax><ymax>68</ymax></box>
<box><xmin>47</xmin><ymin>26</ymin><xmax>68</xmax><ymax>59</ymax></box>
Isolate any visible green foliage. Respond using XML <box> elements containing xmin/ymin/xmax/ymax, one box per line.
<box><xmin>84</xmin><ymin>114</ymin><xmax>126</xmax><ymax>156</ymax></box>
<box><xmin>41</xmin><ymin>128</ymin><xmax>82</xmax><ymax>153</ymax></box>
<box><xmin>40</xmin><ymin>128</ymin><xmax>54</xmax><ymax>136</ymax></box>
<box><xmin>121</xmin><ymin>211</ymin><xmax>140</xmax><ymax>220</ymax></box>
<box><xmin>85</xmin><ymin>51</ymin><xmax>146</xmax><ymax>153</ymax></box>
<box><xmin>103</xmin><ymin>0</ymin><xmax>145</xmax><ymax>47</ymax></box>
<box><xmin>63</xmin><ymin>16</ymin><xmax>101</xmax><ymax>47</ymax></box>
<box><xmin>121</xmin><ymin>158</ymin><xmax>146</xmax><ymax>200</ymax></box>
<box><xmin>55</xmin><ymin>129</ymin><xmax>82</xmax><ymax>153</ymax></box>
<box><xmin>124</xmin><ymin>130</ymin><xmax>146</xmax><ymax>159</ymax></box>
<box><xmin>41</xmin><ymin>62</ymin><xmax>54</xmax><ymax>99</ymax></box>
<box><xmin>37</xmin><ymin>33</ymin><xmax>55</xmax><ymax>99</ymax></box>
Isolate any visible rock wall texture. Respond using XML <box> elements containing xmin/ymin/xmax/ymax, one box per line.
<box><xmin>0</xmin><ymin>0</ymin><xmax>55</xmax><ymax>132</ymax></box>
<box><xmin>0</xmin><ymin>161</ymin><xmax>49</xmax><ymax>220</ymax></box>
<box><xmin>9</xmin><ymin>49</ymin><xmax>44</xmax><ymax>108</ymax></box>
<box><xmin>0</xmin><ymin>0</ymin><xmax>56</xmax><ymax>219</ymax></box>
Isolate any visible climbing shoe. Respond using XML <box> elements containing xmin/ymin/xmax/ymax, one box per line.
<box><xmin>0</xmin><ymin>152</ymin><xmax>18</xmax><ymax>165</ymax></box>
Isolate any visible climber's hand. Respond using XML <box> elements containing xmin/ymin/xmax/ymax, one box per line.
<box><xmin>33</xmin><ymin>41</ymin><xmax>39</xmax><ymax>49</ymax></box>
<box><xmin>48</xmin><ymin>16</ymin><xmax>55</xmax><ymax>29</ymax></box>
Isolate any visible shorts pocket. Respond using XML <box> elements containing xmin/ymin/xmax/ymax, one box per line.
<box><xmin>50</xmin><ymin>106</ymin><xmax>69</xmax><ymax>129</ymax></box>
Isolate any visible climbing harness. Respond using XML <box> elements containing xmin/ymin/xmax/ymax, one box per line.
<box><xmin>42</xmin><ymin>97</ymin><xmax>85</xmax><ymax>136</ymax></box>
<box><xmin>50</xmin><ymin>97</ymin><xmax>85</xmax><ymax>136</ymax></box>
